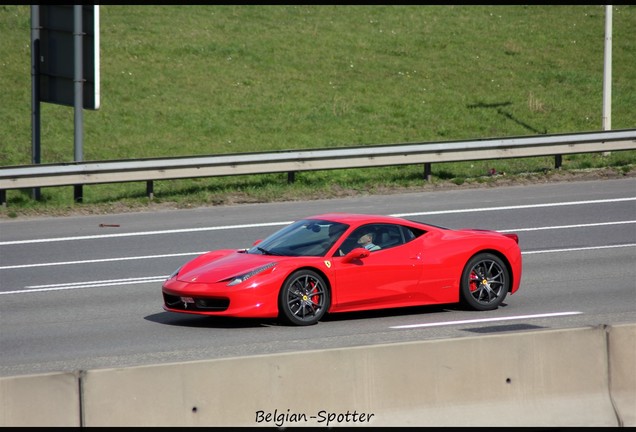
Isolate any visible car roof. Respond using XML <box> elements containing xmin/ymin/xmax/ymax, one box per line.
<box><xmin>305</xmin><ymin>212</ymin><xmax>425</xmax><ymax>227</ymax></box>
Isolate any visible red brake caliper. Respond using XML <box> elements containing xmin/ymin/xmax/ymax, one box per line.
<box><xmin>308</xmin><ymin>280</ymin><xmax>318</xmax><ymax>306</ymax></box>
<box><xmin>469</xmin><ymin>271</ymin><xmax>479</xmax><ymax>292</ymax></box>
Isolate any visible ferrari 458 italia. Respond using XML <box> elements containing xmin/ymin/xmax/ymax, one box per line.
<box><xmin>162</xmin><ymin>213</ymin><xmax>522</xmax><ymax>326</ymax></box>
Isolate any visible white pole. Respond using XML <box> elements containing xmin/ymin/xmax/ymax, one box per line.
<box><xmin>602</xmin><ymin>5</ymin><xmax>612</xmax><ymax>131</ymax></box>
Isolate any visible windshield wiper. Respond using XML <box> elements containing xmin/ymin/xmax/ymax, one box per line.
<box><xmin>257</xmin><ymin>246</ymin><xmax>280</xmax><ymax>256</ymax></box>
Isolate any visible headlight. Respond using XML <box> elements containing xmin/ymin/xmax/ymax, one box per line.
<box><xmin>227</xmin><ymin>262</ymin><xmax>277</xmax><ymax>286</ymax></box>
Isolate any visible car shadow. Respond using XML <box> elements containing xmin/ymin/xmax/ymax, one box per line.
<box><xmin>144</xmin><ymin>312</ymin><xmax>277</xmax><ymax>328</ymax></box>
<box><xmin>145</xmin><ymin>302</ymin><xmax>509</xmax><ymax>328</ymax></box>
<box><xmin>321</xmin><ymin>303</ymin><xmax>463</xmax><ymax>323</ymax></box>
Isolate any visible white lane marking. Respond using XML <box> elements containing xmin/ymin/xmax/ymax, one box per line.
<box><xmin>1</xmin><ymin>197</ymin><xmax>634</xmax><ymax>246</ymax></box>
<box><xmin>392</xmin><ymin>197</ymin><xmax>636</xmax><ymax>217</ymax></box>
<box><xmin>522</xmin><ymin>243</ymin><xmax>636</xmax><ymax>254</ymax></box>
<box><xmin>0</xmin><ymin>221</ymin><xmax>292</xmax><ymax>245</ymax></box>
<box><xmin>390</xmin><ymin>311</ymin><xmax>583</xmax><ymax>329</ymax></box>
<box><xmin>0</xmin><ymin>276</ymin><xmax>171</xmax><ymax>294</ymax></box>
<box><xmin>28</xmin><ymin>276</ymin><xmax>170</xmax><ymax>288</ymax></box>
<box><xmin>0</xmin><ymin>252</ymin><xmax>207</xmax><ymax>270</ymax></box>
<box><xmin>498</xmin><ymin>220</ymin><xmax>636</xmax><ymax>232</ymax></box>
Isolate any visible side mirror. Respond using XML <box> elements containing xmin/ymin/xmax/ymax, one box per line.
<box><xmin>342</xmin><ymin>247</ymin><xmax>370</xmax><ymax>263</ymax></box>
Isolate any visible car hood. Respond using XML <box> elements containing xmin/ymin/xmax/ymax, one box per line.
<box><xmin>177</xmin><ymin>250</ymin><xmax>278</xmax><ymax>284</ymax></box>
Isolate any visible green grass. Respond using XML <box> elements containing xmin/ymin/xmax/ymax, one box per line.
<box><xmin>1</xmin><ymin>5</ymin><xmax>635</xmax><ymax>217</ymax></box>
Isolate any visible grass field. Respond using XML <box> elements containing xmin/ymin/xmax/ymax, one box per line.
<box><xmin>1</xmin><ymin>5</ymin><xmax>635</xmax><ymax>217</ymax></box>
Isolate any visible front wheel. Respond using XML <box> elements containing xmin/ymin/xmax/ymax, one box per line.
<box><xmin>460</xmin><ymin>253</ymin><xmax>510</xmax><ymax>311</ymax></box>
<box><xmin>279</xmin><ymin>269</ymin><xmax>330</xmax><ymax>326</ymax></box>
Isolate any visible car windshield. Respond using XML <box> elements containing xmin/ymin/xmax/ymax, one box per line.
<box><xmin>247</xmin><ymin>219</ymin><xmax>349</xmax><ymax>257</ymax></box>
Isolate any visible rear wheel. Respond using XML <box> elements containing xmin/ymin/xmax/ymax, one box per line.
<box><xmin>460</xmin><ymin>253</ymin><xmax>510</xmax><ymax>311</ymax></box>
<box><xmin>279</xmin><ymin>269</ymin><xmax>330</xmax><ymax>326</ymax></box>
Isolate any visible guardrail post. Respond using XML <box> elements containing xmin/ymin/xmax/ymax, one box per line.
<box><xmin>31</xmin><ymin>188</ymin><xmax>41</xmax><ymax>201</ymax></box>
<box><xmin>423</xmin><ymin>163</ymin><xmax>432</xmax><ymax>182</ymax></box>
<box><xmin>287</xmin><ymin>171</ymin><xmax>295</xmax><ymax>183</ymax></box>
<box><xmin>74</xmin><ymin>185</ymin><xmax>83</xmax><ymax>203</ymax></box>
<box><xmin>0</xmin><ymin>190</ymin><xmax>6</xmax><ymax>207</ymax></box>
<box><xmin>555</xmin><ymin>155</ymin><xmax>562</xmax><ymax>169</ymax></box>
<box><xmin>146</xmin><ymin>181</ymin><xmax>154</xmax><ymax>200</ymax></box>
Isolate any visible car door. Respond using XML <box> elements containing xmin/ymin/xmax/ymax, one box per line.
<box><xmin>329</xmin><ymin>224</ymin><xmax>424</xmax><ymax>312</ymax></box>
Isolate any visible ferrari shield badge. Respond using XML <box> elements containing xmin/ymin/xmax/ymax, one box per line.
<box><xmin>324</xmin><ymin>260</ymin><xmax>331</xmax><ymax>268</ymax></box>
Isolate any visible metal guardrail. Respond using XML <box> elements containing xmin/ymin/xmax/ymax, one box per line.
<box><xmin>1</xmin><ymin>129</ymin><xmax>635</xmax><ymax>205</ymax></box>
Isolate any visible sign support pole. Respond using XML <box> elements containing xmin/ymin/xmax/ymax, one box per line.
<box><xmin>30</xmin><ymin>5</ymin><xmax>41</xmax><ymax>201</ymax></box>
<box><xmin>73</xmin><ymin>5</ymin><xmax>84</xmax><ymax>202</ymax></box>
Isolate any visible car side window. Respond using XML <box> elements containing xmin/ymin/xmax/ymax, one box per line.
<box><xmin>400</xmin><ymin>225</ymin><xmax>425</xmax><ymax>243</ymax></box>
<box><xmin>374</xmin><ymin>224</ymin><xmax>403</xmax><ymax>249</ymax></box>
<box><xmin>337</xmin><ymin>224</ymin><xmax>426</xmax><ymax>255</ymax></box>
<box><xmin>365</xmin><ymin>224</ymin><xmax>424</xmax><ymax>250</ymax></box>
<box><xmin>340</xmin><ymin>224</ymin><xmax>382</xmax><ymax>254</ymax></box>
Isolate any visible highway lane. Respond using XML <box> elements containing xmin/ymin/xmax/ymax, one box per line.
<box><xmin>0</xmin><ymin>178</ymin><xmax>635</xmax><ymax>377</ymax></box>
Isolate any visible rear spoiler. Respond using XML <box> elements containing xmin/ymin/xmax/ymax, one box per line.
<box><xmin>502</xmin><ymin>233</ymin><xmax>519</xmax><ymax>244</ymax></box>
<box><xmin>462</xmin><ymin>228</ymin><xmax>519</xmax><ymax>245</ymax></box>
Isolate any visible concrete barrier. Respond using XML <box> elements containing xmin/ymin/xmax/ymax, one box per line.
<box><xmin>1</xmin><ymin>324</ymin><xmax>634</xmax><ymax>427</ymax></box>
<box><xmin>608</xmin><ymin>323</ymin><xmax>636</xmax><ymax>427</ymax></box>
<box><xmin>0</xmin><ymin>371</ymin><xmax>80</xmax><ymax>426</ymax></box>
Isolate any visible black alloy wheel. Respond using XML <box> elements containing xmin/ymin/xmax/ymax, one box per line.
<box><xmin>279</xmin><ymin>269</ymin><xmax>330</xmax><ymax>326</ymax></box>
<box><xmin>460</xmin><ymin>253</ymin><xmax>510</xmax><ymax>311</ymax></box>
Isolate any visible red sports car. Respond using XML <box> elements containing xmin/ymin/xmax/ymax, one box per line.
<box><xmin>162</xmin><ymin>213</ymin><xmax>522</xmax><ymax>326</ymax></box>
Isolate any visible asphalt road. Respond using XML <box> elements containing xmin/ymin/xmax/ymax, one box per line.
<box><xmin>1</xmin><ymin>177</ymin><xmax>635</xmax><ymax>377</ymax></box>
